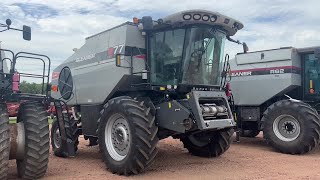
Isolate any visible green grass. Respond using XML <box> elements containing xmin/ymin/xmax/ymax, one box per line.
<box><xmin>9</xmin><ymin>117</ymin><xmax>53</xmax><ymax>124</ymax></box>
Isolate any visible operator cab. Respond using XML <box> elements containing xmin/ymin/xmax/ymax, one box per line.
<box><xmin>299</xmin><ymin>46</ymin><xmax>320</xmax><ymax>101</ymax></box>
<box><xmin>139</xmin><ymin>10</ymin><xmax>244</xmax><ymax>91</ymax></box>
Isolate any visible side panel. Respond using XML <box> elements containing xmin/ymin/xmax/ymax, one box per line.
<box><xmin>230</xmin><ymin>48</ymin><xmax>302</xmax><ymax>106</ymax></box>
<box><xmin>236</xmin><ymin>48</ymin><xmax>292</xmax><ymax>65</ymax></box>
<box><xmin>51</xmin><ymin>24</ymin><xmax>146</xmax><ymax>105</ymax></box>
<box><xmin>74</xmin><ymin>25</ymin><xmax>128</xmax><ymax>105</ymax></box>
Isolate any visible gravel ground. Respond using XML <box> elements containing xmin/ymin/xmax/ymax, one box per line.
<box><xmin>8</xmin><ymin>133</ymin><xmax>320</xmax><ymax>180</ymax></box>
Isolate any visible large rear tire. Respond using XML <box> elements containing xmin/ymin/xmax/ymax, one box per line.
<box><xmin>51</xmin><ymin>114</ymin><xmax>79</xmax><ymax>157</ymax></box>
<box><xmin>98</xmin><ymin>96</ymin><xmax>158</xmax><ymax>175</ymax></box>
<box><xmin>180</xmin><ymin>128</ymin><xmax>233</xmax><ymax>157</ymax></box>
<box><xmin>262</xmin><ymin>100</ymin><xmax>320</xmax><ymax>154</ymax></box>
<box><xmin>0</xmin><ymin>104</ymin><xmax>10</xmax><ymax>180</ymax></box>
<box><xmin>16</xmin><ymin>102</ymin><xmax>50</xmax><ymax>179</ymax></box>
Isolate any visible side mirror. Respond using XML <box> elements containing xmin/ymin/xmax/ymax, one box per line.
<box><xmin>315</xmin><ymin>48</ymin><xmax>320</xmax><ymax>59</ymax></box>
<box><xmin>243</xmin><ymin>42</ymin><xmax>249</xmax><ymax>53</ymax></box>
<box><xmin>115</xmin><ymin>54</ymin><xmax>121</xmax><ymax>67</ymax></box>
<box><xmin>142</xmin><ymin>16</ymin><xmax>153</xmax><ymax>31</ymax></box>
<box><xmin>22</xmin><ymin>25</ymin><xmax>31</xmax><ymax>41</ymax></box>
<box><xmin>5</xmin><ymin>19</ymin><xmax>12</xmax><ymax>26</ymax></box>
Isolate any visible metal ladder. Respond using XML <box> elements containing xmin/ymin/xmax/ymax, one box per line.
<box><xmin>54</xmin><ymin>100</ymin><xmax>77</xmax><ymax>157</ymax></box>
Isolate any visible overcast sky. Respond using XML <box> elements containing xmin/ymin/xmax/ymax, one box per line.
<box><xmin>0</xmin><ymin>0</ymin><xmax>319</xmax><ymax>82</ymax></box>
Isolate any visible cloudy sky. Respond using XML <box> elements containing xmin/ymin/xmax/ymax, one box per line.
<box><xmin>0</xmin><ymin>0</ymin><xmax>319</xmax><ymax>82</ymax></box>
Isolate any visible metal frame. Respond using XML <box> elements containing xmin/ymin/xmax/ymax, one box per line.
<box><xmin>0</xmin><ymin>49</ymin><xmax>51</xmax><ymax>103</ymax></box>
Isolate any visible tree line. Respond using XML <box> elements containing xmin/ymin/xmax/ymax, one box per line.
<box><xmin>19</xmin><ymin>81</ymin><xmax>49</xmax><ymax>94</ymax></box>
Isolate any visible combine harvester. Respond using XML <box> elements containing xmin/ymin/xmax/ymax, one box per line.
<box><xmin>0</xmin><ymin>20</ymin><xmax>50</xmax><ymax>179</ymax></box>
<box><xmin>230</xmin><ymin>46</ymin><xmax>320</xmax><ymax>154</ymax></box>
<box><xmin>50</xmin><ymin>9</ymin><xmax>247</xmax><ymax>175</ymax></box>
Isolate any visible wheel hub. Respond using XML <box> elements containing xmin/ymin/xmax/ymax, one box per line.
<box><xmin>53</xmin><ymin>128</ymin><xmax>61</xmax><ymax>149</ymax></box>
<box><xmin>282</xmin><ymin>121</ymin><xmax>296</xmax><ymax>134</ymax></box>
<box><xmin>105</xmin><ymin>114</ymin><xmax>130</xmax><ymax>161</ymax></box>
<box><xmin>112</xmin><ymin>123</ymin><xmax>129</xmax><ymax>155</ymax></box>
<box><xmin>273</xmin><ymin>114</ymin><xmax>300</xmax><ymax>142</ymax></box>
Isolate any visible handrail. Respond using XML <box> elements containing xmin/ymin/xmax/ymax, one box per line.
<box><xmin>14</xmin><ymin>52</ymin><xmax>51</xmax><ymax>96</ymax></box>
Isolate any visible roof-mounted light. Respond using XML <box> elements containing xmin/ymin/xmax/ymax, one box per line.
<box><xmin>202</xmin><ymin>15</ymin><xmax>209</xmax><ymax>21</ymax></box>
<box><xmin>233</xmin><ymin>22</ymin><xmax>240</xmax><ymax>30</ymax></box>
<box><xmin>193</xmin><ymin>14</ymin><xmax>201</xmax><ymax>20</ymax></box>
<box><xmin>210</xmin><ymin>15</ymin><xmax>217</xmax><ymax>22</ymax></box>
<box><xmin>183</xmin><ymin>14</ymin><xmax>192</xmax><ymax>20</ymax></box>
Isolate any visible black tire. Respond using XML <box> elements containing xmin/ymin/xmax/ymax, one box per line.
<box><xmin>16</xmin><ymin>102</ymin><xmax>50</xmax><ymax>179</ymax></box>
<box><xmin>51</xmin><ymin>114</ymin><xmax>79</xmax><ymax>157</ymax></box>
<box><xmin>240</xmin><ymin>130</ymin><xmax>260</xmax><ymax>138</ymax></box>
<box><xmin>0</xmin><ymin>104</ymin><xmax>10</xmax><ymax>180</ymax></box>
<box><xmin>180</xmin><ymin>128</ymin><xmax>234</xmax><ymax>157</ymax></box>
<box><xmin>262</xmin><ymin>99</ymin><xmax>320</xmax><ymax>154</ymax></box>
<box><xmin>98</xmin><ymin>96</ymin><xmax>159</xmax><ymax>175</ymax></box>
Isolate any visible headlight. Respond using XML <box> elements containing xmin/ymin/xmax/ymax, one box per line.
<box><xmin>210</xmin><ymin>15</ymin><xmax>217</xmax><ymax>22</ymax></box>
<box><xmin>202</xmin><ymin>15</ymin><xmax>209</xmax><ymax>21</ymax></box>
<box><xmin>193</xmin><ymin>14</ymin><xmax>201</xmax><ymax>20</ymax></box>
<box><xmin>183</xmin><ymin>14</ymin><xmax>192</xmax><ymax>20</ymax></box>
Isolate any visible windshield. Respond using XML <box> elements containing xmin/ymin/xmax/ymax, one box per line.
<box><xmin>149</xmin><ymin>25</ymin><xmax>226</xmax><ymax>86</ymax></box>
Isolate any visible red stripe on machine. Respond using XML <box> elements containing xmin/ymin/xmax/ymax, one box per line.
<box><xmin>230</xmin><ymin>66</ymin><xmax>301</xmax><ymax>77</ymax></box>
<box><xmin>133</xmin><ymin>54</ymin><xmax>146</xmax><ymax>59</ymax></box>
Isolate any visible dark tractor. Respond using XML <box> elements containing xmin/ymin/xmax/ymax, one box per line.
<box><xmin>0</xmin><ymin>19</ymin><xmax>50</xmax><ymax>179</ymax></box>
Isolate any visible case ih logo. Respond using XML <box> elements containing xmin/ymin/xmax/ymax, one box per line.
<box><xmin>230</xmin><ymin>66</ymin><xmax>301</xmax><ymax>77</ymax></box>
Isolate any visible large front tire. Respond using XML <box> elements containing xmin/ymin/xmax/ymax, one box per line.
<box><xmin>98</xmin><ymin>96</ymin><xmax>159</xmax><ymax>175</ymax></box>
<box><xmin>262</xmin><ymin>100</ymin><xmax>320</xmax><ymax>154</ymax></box>
<box><xmin>16</xmin><ymin>102</ymin><xmax>50</xmax><ymax>179</ymax></box>
<box><xmin>51</xmin><ymin>114</ymin><xmax>79</xmax><ymax>157</ymax></box>
<box><xmin>180</xmin><ymin>128</ymin><xmax>233</xmax><ymax>157</ymax></box>
<box><xmin>0</xmin><ymin>104</ymin><xmax>10</xmax><ymax>180</ymax></box>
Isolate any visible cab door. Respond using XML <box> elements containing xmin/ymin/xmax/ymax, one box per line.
<box><xmin>303</xmin><ymin>53</ymin><xmax>320</xmax><ymax>100</ymax></box>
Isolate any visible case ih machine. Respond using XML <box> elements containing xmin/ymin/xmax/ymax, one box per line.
<box><xmin>231</xmin><ymin>47</ymin><xmax>320</xmax><ymax>154</ymax></box>
<box><xmin>0</xmin><ymin>20</ymin><xmax>50</xmax><ymax>179</ymax></box>
<box><xmin>50</xmin><ymin>10</ymin><xmax>246</xmax><ymax>175</ymax></box>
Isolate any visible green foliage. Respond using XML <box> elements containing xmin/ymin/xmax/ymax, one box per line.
<box><xmin>19</xmin><ymin>80</ymin><xmax>48</xmax><ymax>94</ymax></box>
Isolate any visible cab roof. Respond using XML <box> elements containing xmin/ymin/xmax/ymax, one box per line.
<box><xmin>160</xmin><ymin>9</ymin><xmax>244</xmax><ymax>36</ymax></box>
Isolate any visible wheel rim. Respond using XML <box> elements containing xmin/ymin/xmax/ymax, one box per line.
<box><xmin>273</xmin><ymin>114</ymin><xmax>301</xmax><ymax>142</ymax></box>
<box><xmin>105</xmin><ymin>113</ymin><xmax>130</xmax><ymax>161</ymax></box>
<box><xmin>53</xmin><ymin>127</ymin><xmax>61</xmax><ymax>149</ymax></box>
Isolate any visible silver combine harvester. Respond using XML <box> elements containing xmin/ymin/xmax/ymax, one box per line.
<box><xmin>50</xmin><ymin>10</ymin><xmax>247</xmax><ymax>175</ymax></box>
<box><xmin>230</xmin><ymin>46</ymin><xmax>320</xmax><ymax>154</ymax></box>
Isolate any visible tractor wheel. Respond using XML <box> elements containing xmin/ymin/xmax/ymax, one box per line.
<box><xmin>240</xmin><ymin>130</ymin><xmax>260</xmax><ymax>138</ymax></box>
<box><xmin>16</xmin><ymin>102</ymin><xmax>50</xmax><ymax>179</ymax></box>
<box><xmin>180</xmin><ymin>128</ymin><xmax>234</xmax><ymax>157</ymax></box>
<box><xmin>262</xmin><ymin>99</ymin><xmax>320</xmax><ymax>154</ymax></box>
<box><xmin>0</xmin><ymin>104</ymin><xmax>10</xmax><ymax>180</ymax></box>
<box><xmin>98</xmin><ymin>96</ymin><xmax>159</xmax><ymax>175</ymax></box>
<box><xmin>51</xmin><ymin>114</ymin><xmax>79</xmax><ymax>157</ymax></box>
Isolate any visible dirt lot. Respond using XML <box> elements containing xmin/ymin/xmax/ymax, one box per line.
<box><xmin>8</xmin><ymin>133</ymin><xmax>320</xmax><ymax>180</ymax></box>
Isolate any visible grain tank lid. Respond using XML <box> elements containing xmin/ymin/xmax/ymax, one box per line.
<box><xmin>85</xmin><ymin>22</ymin><xmax>136</xmax><ymax>41</ymax></box>
<box><xmin>159</xmin><ymin>9</ymin><xmax>244</xmax><ymax>36</ymax></box>
<box><xmin>296</xmin><ymin>46</ymin><xmax>320</xmax><ymax>54</ymax></box>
